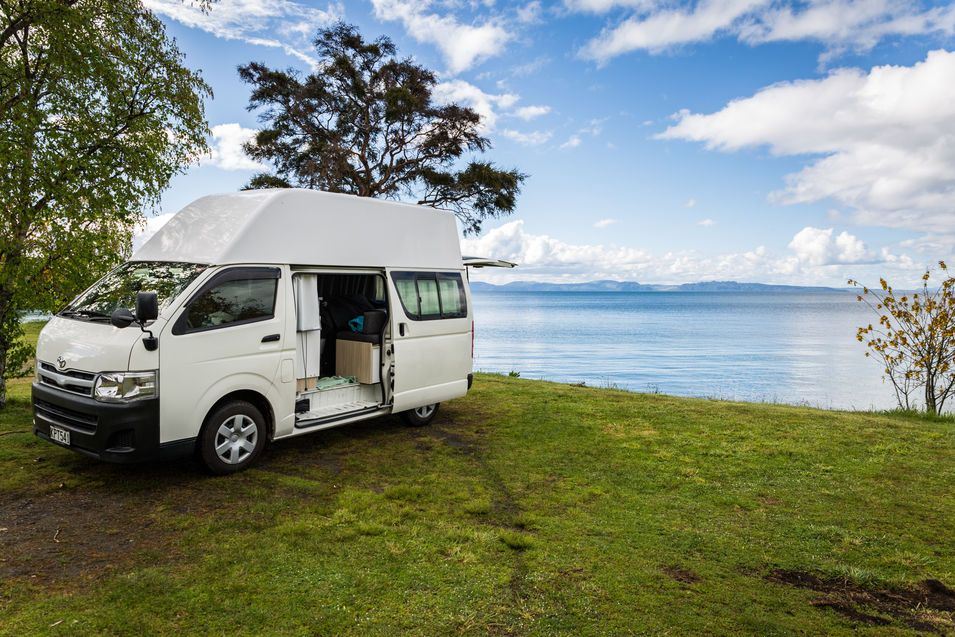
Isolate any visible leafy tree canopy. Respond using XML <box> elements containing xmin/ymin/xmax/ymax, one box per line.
<box><xmin>238</xmin><ymin>22</ymin><xmax>525</xmax><ymax>235</ymax></box>
<box><xmin>0</xmin><ymin>0</ymin><xmax>210</xmax><ymax>405</ymax></box>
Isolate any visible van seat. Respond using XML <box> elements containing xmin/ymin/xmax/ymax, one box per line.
<box><xmin>336</xmin><ymin>309</ymin><xmax>387</xmax><ymax>345</ymax></box>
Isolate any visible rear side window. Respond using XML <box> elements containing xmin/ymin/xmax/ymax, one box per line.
<box><xmin>391</xmin><ymin>272</ymin><xmax>467</xmax><ymax>320</ymax></box>
<box><xmin>174</xmin><ymin>267</ymin><xmax>280</xmax><ymax>334</ymax></box>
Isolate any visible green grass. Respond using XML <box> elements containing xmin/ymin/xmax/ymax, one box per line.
<box><xmin>1</xmin><ymin>326</ymin><xmax>953</xmax><ymax>635</ymax></box>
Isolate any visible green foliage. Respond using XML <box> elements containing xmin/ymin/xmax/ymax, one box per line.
<box><xmin>0</xmin><ymin>0</ymin><xmax>210</xmax><ymax>405</ymax></box>
<box><xmin>238</xmin><ymin>22</ymin><xmax>526</xmax><ymax>234</ymax></box>
<box><xmin>851</xmin><ymin>262</ymin><xmax>955</xmax><ymax>415</ymax></box>
<box><xmin>1</xmin><ymin>366</ymin><xmax>953</xmax><ymax>635</ymax></box>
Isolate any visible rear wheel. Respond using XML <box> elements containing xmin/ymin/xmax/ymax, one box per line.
<box><xmin>198</xmin><ymin>401</ymin><xmax>266</xmax><ymax>475</ymax></box>
<box><xmin>400</xmin><ymin>403</ymin><xmax>439</xmax><ymax>427</ymax></box>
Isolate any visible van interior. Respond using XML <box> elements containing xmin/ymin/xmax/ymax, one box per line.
<box><xmin>292</xmin><ymin>271</ymin><xmax>390</xmax><ymax>427</ymax></box>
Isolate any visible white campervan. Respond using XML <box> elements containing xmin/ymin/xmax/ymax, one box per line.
<box><xmin>32</xmin><ymin>189</ymin><xmax>514</xmax><ymax>474</ymax></box>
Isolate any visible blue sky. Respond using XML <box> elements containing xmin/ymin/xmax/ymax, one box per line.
<box><xmin>140</xmin><ymin>0</ymin><xmax>955</xmax><ymax>286</ymax></box>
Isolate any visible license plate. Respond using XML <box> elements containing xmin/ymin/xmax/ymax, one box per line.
<box><xmin>50</xmin><ymin>426</ymin><xmax>70</xmax><ymax>446</ymax></box>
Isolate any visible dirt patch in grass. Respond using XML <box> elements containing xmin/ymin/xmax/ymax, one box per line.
<box><xmin>663</xmin><ymin>565</ymin><xmax>701</xmax><ymax>584</ymax></box>
<box><xmin>767</xmin><ymin>568</ymin><xmax>955</xmax><ymax>633</ymax></box>
<box><xmin>0</xmin><ymin>488</ymin><xmax>179</xmax><ymax>590</ymax></box>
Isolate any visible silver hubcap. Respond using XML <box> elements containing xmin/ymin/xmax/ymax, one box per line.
<box><xmin>414</xmin><ymin>404</ymin><xmax>436</xmax><ymax>419</ymax></box>
<box><xmin>214</xmin><ymin>414</ymin><xmax>258</xmax><ymax>465</ymax></box>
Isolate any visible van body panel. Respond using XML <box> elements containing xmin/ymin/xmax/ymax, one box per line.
<box><xmin>133</xmin><ymin>190</ymin><xmax>463</xmax><ymax>270</ymax></box>
<box><xmin>158</xmin><ymin>266</ymin><xmax>289</xmax><ymax>443</ymax></box>
<box><xmin>36</xmin><ymin>316</ymin><xmax>142</xmax><ymax>376</ymax></box>
<box><xmin>395</xmin><ymin>379</ymin><xmax>469</xmax><ymax>410</ymax></box>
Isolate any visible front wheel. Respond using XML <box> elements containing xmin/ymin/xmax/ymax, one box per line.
<box><xmin>400</xmin><ymin>403</ymin><xmax>439</xmax><ymax>427</ymax></box>
<box><xmin>198</xmin><ymin>401</ymin><xmax>267</xmax><ymax>475</ymax></box>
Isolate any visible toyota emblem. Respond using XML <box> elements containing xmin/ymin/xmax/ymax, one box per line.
<box><xmin>56</xmin><ymin>356</ymin><xmax>67</xmax><ymax>370</ymax></box>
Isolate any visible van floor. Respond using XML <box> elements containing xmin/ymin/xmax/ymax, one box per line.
<box><xmin>295</xmin><ymin>400</ymin><xmax>380</xmax><ymax>423</ymax></box>
<box><xmin>294</xmin><ymin>380</ymin><xmax>382</xmax><ymax>424</ymax></box>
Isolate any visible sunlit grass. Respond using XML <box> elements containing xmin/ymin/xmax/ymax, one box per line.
<box><xmin>0</xmin><ymin>324</ymin><xmax>952</xmax><ymax>635</ymax></box>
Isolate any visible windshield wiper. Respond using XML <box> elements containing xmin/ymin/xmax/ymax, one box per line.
<box><xmin>60</xmin><ymin>309</ymin><xmax>111</xmax><ymax>321</ymax></box>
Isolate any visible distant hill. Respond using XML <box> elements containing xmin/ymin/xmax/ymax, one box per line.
<box><xmin>469</xmin><ymin>280</ymin><xmax>848</xmax><ymax>293</ymax></box>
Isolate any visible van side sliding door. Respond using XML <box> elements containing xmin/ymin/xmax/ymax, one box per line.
<box><xmin>386</xmin><ymin>269</ymin><xmax>471</xmax><ymax>411</ymax></box>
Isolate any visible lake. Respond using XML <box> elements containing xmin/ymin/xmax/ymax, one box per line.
<box><xmin>470</xmin><ymin>290</ymin><xmax>893</xmax><ymax>411</ymax></box>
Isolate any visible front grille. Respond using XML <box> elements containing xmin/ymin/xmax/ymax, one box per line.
<box><xmin>38</xmin><ymin>362</ymin><xmax>95</xmax><ymax>397</ymax></box>
<box><xmin>33</xmin><ymin>398</ymin><xmax>98</xmax><ymax>434</ymax></box>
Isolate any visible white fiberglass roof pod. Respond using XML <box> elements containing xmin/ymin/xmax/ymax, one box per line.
<box><xmin>132</xmin><ymin>189</ymin><xmax>463</xmax><ymax>270</ymax></box>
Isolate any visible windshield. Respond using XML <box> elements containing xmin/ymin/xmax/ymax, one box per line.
<box><xmin>62</xmin><ymin>261</ymin><xmax>208</xmax><ymax>321</ymax></box>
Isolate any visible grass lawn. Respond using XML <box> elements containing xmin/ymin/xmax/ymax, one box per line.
<box><xmin>1</xmin><ymin>325</ymin><xmax>953</xmax><ymax>635</ymax></box>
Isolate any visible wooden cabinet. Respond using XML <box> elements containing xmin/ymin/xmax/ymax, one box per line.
<box><xmin>335</xmin><ymin>339</ymin><xmax>381</xmax><ymax>384</ymax></box>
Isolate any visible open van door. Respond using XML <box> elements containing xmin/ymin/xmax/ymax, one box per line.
<box><xmin>386</xmin><ymin>258</ymin><xmax>517</xmax><ymax>413</ymax></box>
<box><xmin>386</xmin><ymin>269</ymin><xmax>473</xmax><ymax>411</ymax></box>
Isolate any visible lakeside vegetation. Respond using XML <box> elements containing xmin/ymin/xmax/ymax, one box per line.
<box><xmin>2</xmin><ymin>327</ymin><xmax>953</xmax><ymax>635</ymax></box>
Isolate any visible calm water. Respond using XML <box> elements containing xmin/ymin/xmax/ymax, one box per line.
<box><xmin>471</xmin><ymin>290</ymin><xmax>893</xmax><ymax>411</ymax></box>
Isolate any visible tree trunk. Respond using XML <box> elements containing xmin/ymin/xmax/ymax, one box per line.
<box><xmin>925</xmin><ymin>380</ymin><xmax>937</xmax><ymax>416</ymax></box>
<box><xmin>0</xmin><ymin>290</ymin><xmax>12</xmax><ymax>409</ymax></box>
<box><xmin>0</xmin><ymin>344</ymin><xmax>7</xmax><ymax>409</ymax></box>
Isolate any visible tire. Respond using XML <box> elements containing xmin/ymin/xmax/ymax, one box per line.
<box><xmin>198</xmin><ymin>400</ymin><xmax>267</xmax><ymax>475</ymax></box>
<box><xmin>400</xmin><ymin>403</ymin><xmax>440</xmax><ymax>427</ymax></box>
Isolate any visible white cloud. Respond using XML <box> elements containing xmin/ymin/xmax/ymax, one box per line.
<box><xmin>510</xmin><ymin>56</ymin><xmax>550</xmax><ymax>77</ymax></box>
<box><xmin>206</xmin><ymin>123</ymin><xmax>265</xmax><ymax>171</ymax></box>
<box><xmin>500</xmin><ymin>129</ymin><xmax>553</xmax><ymax>145</ymax></box>
<box><xmin>594</xmin><ymin>218</ymin><xmax>618</xmax><ymax>228</ymax></box>
<box><xmin>371</xmin><ymin>0</ymin><xmax>511</xmax><ymax>74</ymax></box>
<box><xmin>658</xmin><ymin>50</ymin><xmax>955</xmax><ymax>233</ymax></box>
<box><xmin>461</xmin><ymin>220</ymin><xmax>909</xmax><ymax>285</ymax></box>
<box><xmin>565</xmin><ymin>0</ymin><xmax>654</xmax><ymax>13</ymax></box>
<box><xmin>560</xmin><ymin>134</ymin><xmax>582</xmax><ymax>149</ymax></box>
<box><xmin>685</xmin><ymin>197</ymin><xmax>697</xmax><ymax>208</ymax></box>
<box><xmin>697</xmin><ymin>218</ymin><xmax>715</xmax><ymax>226</ymax></box>
<box><xmin>580</xmin><ymin>0</ymin><xmax>768</xmax><ymax>61</ymax></box>
<box><xmin>433</xmin><ymin>80</ymin><xmax>518</xmax><ymax>131</ymax></box>
<box><xmin>517</xmin><ymin>1</ymin><xmax>543</xmax><ymax>23</ymax></box>
<box><xmin>740</xmin><ymin>1</ymin><xmax>955</xmax><ymax>51</ymax></box>
<box><xmin>788</xmin><ymin>227</ymin><xmax>871</xmax><ymax>265</ymax></box>
<box><xmin>511</xmin><ymin>105</ymin><xmax>552</xmax><ymax>120</ymax></box>
<box><xmin>578</xmin><ymin>0</ymin><xmax>955</xmax><ymax>63</ymax></box>
<box><xmin>143</xmin><ymin>0</ymin><xmax>340</xmax><ymax>67</ymax></box>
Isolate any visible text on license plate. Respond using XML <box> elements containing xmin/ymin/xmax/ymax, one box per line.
<box><xmin>50</xmin><ymin>426</ymin><xmax>70</xmax><ymax>445</ymax></box>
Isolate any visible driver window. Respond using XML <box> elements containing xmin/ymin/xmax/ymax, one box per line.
<box><xmin>185</xmin><ymin>277</ymin><xmax>277</xmax><ymax>331</ymax></box>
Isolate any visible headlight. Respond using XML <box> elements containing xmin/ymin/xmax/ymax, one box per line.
<box><xmin>93</xmin><ymin>371</ymin><xmax>158</xmax><ymax>403</ymax></box>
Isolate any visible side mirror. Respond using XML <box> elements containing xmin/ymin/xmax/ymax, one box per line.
<box><xmin>110</xmin><ymin>308</ymin><xmax>136</xmax><ymax>329</ymax></box>
<box><xmin>136</xmin><ymin>291</ymin><xmax>159</xmax><ymax>322</ymax></box>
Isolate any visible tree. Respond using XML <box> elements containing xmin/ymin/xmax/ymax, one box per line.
<box><xmin>238</xmin><ymin>22</ymin><xmax>525</xmax><ymax>235</ymax></box>
<box><xmin>850</xmin><ymin>262</ymin><xmax>955</xmax><ymax>415</ymax></box>
<box><xmin>0</xmin><ymin>0</ymin><xmax>210</xmax><ymax>407</ymax></box>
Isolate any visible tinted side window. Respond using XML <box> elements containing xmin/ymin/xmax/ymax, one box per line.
<box><xmin>417</xmin><ymin>277</ymin><xmax>441</xmax><ymax>319</ymax></box>
<box><xmin>437</xmin><ymin>274</ymin><xmax>466</xmax><ymax>318</ymax></box>
<box><xmin>391</xmin><ymin>272</ymin><xmax>467</xmax><ymax>320</ymax></box>
<box><xmin>176</xmin><ymin>269</ymin><xmax>279</xmax><ymax>334</ymax></box>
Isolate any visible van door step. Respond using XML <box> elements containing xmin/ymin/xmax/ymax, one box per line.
<box><xmin>295</xmin><ymin>400</ymin><xmax>380</xmax><ymax>425</ymax></box>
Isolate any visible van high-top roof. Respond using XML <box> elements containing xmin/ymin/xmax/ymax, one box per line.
<box><xmin>133</xmin><ymin>189</ymin><xmax>463</xmax><ymax>270</ymax></box>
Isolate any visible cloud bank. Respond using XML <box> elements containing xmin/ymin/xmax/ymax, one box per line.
<box><xmin>371</xmin><ymin>0</ymin><xmax>511</xmax><ymax>74</ymax></box>
<box><xmin>461</xmin><ymin>219</ymin><xmax>917</xmax><ymax>285</ymax></box>
<box><xmin>659</xmin><ymin>50</ymin><xmax>955</xmax><ymax>234</ymax></box>
<box><xmin>579</xmin><ymin>0</ymin><xmax>955</xmax><ymax>63</ymax></box>
<box><xmin>143</xmin><ymin>0</ymin><xmax>340</xmax><ymax>67</ymax></box>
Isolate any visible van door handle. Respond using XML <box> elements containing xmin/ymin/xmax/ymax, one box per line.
<box><xmin>399</xmin><ymin>323</ymin><xmax>407</xmax><ymax>337</ymax></box>
<box><xmin>261</xmin><ymin>333</ymin><xmax>280</xmax><ymax>343</ymax></box>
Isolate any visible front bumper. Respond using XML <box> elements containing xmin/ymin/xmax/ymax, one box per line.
<box><xmin>31</xmin><ymin>382</ymin><xmax>192</xmax><ymax>463</ymax></box>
